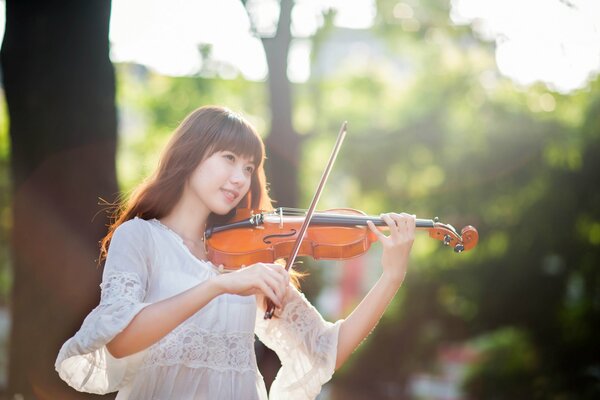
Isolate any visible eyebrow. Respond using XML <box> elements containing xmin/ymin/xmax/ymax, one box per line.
<box><xmin>239</xmin><ymin>154</ymin><xmax>256</xmax><ymax>165</ymax></box>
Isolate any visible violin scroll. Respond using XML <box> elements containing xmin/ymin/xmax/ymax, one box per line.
<box><xmin>428</xmin><ymin>219</ymin><xmax>479</xmax><ymax>253</ymax></box>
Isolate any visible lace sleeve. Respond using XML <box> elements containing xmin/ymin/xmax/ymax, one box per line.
<box><xmin>255</xmin><ymin>286</ymin><xmax>342</xmax><ymax>400</ymax></box>
<box><xmin>55</xmin><ymin>218</ymin><xmax>153</xmax><ymax>394</ymax></box>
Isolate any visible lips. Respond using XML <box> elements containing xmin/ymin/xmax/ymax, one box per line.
<box><xmin>221</xmin><ymin>188</ymin><xmax>239</xmax><ymax>203</ymax></box>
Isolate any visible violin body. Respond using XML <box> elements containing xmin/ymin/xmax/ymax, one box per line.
<box><xmin>205</xmin><ymin>208</ymin><xmax>478</xmax><ymax>270</ymax></box>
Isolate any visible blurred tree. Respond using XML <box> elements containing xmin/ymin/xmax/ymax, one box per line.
<box><xmin>1</xmin><ymin>0</ymin><xmax>118</xmax><ymax>398</ymax></box>
<box><xmin>241</xmin><ymin>0</ymin><xmax>301</xmax><ymax>208</ymax></box>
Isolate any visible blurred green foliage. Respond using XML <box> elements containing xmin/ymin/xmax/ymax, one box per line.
<box><xmin>311</xmin><ymin>1</ymin><xmax>600</xmax><ymax>399</ymax></box>
<box><xmin>0</xmin><ymin>94</ymin><xmax>11</xmax><ymax>306</ymax></box>
<box><xmin>113</xmin><ymin>64</ymin><xmax>269</xmax><ymax>193</ymax></box>
<box><xmin>463</xmin><ymin>328</ymin><xmax>539</xmax><ymax>398</ymax></box>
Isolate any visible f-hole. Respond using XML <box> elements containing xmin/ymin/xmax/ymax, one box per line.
<box><xmin>263</xmin><ymin>229</ymin><xmax>297</xmax><ymax>244</ymax></box>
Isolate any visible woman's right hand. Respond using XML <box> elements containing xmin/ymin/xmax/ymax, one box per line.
<box><xmin>211</xmin><ymin>263</ymin><xmax>289</xmax><ymax>307</ymax></box>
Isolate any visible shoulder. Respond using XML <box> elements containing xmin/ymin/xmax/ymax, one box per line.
<box><xmin>112</xmin><ymin>217</ymin><xmax>153</xmax><ymax>243</ymax></box>
<box><xmin>116</xmin><ymin>216</ymin><xmax>153</xmax><ymax>231</ymax></box>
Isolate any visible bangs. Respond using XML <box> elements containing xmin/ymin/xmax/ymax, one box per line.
<box><xmin>208</xmin><ymin>114</ymin><xmax>264</xmax><ymax>167</ymax></box>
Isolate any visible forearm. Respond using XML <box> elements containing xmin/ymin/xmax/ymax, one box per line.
<box><xmin>335</xmin><ymin>273</ymin><xmax>402</xmax><ymax>369</ymax></box>
<box><xmin>107</xmin><ymin>277</ymin><xmax>223</xmax><ymax>358</ymax></box>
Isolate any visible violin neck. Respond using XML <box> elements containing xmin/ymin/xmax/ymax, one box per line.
<box><xmin>205</xmin><ymin>209</ymin><xmax>437</xmax><ymax>239</ymax></box>
<box><xmin>309</xmin><ymin>214</ymin><xmax>435</xmax><ymax>229</ymax></box>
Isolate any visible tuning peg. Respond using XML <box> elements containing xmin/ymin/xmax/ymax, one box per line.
<box><xmin>443</xmin><ymin>234</ymin><xmax>452</xmax><ymax>246</ymax></box>
<box><xmin>454</xmin><ymin>243</ymin><xmax>464</xmax><ymax>253</ymax></box>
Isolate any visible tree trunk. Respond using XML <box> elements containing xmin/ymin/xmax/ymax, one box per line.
<box><xmin>1</xmin><ymin>1</ymin><xmax>118</xmax><ymax>398</ymax></box>
<box><xmin>262</xmin><ymin>0</ymin><xmax>301</xmax><ymax>208</ymax></box>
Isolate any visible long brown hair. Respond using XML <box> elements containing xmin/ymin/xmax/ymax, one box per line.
<box><xmin>99</xmin><ymin>105</ymin><xmax>273</xmax><ymax>262</ymax></box>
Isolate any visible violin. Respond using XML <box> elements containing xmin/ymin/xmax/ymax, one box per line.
<box><xmin>204</xmin><ymin>207</ymin><xmax>479</xmax><ymax>271</ymax></box>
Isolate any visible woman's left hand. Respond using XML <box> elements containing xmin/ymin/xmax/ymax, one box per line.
<box><xmin>367</xmin><ymin>212</ymin><xmax>416</xmax><ymax>286</ymax></box>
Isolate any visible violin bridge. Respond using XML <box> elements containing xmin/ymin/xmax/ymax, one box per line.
<box><xmin>279</xmin><ymin>207</ymin><xmax>283</xmax><ymax>229</ymax></box>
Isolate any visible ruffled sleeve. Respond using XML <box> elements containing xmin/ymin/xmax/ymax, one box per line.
<box><xmin>55</xmin><ymin>218</ymin><xmax>153</xmax><ymax>394</ymax></box>
<box><xmin>255</xmin><ymin>286</ymin><xmax>342</xmax><ymax>400</ymax></box>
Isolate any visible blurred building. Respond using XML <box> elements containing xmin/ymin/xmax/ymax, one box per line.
<box><xmin>311</xmin><ymin>27</ymin><xmax>412</xmax><ymax>81</ymax></box>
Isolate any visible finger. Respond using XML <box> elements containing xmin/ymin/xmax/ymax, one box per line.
<box><xmin>399</xmin><ymin>213</ymin><xmax>416</xmax><ymax>238</ymax></box>
<box><xmin>399</xmin><ymin>212</ymin><xmax>415</xmax><ymax>225</ymax></box>
<box><xmin>267</xmin><ymin>262</ymin><xmax>288</xmax><ymax>277</ymax></box>
<box><xmin>258</xmin><ymin>280</ymin><xmax>282</xmax><ymax>307</ymax></box>
<box><xmin>264</xmin><ymin>264</ymin><xmax>288</xmax><ymax>289</ymax></box>
<box><xmin>389</xmin><ymin>213</ymin><xmax>411</xmax><ymax>236</ymax></box>
<box><xmin>267</xmin><ymin>264</ymin><xmax>291</xmax><ymax>292</ymax></box>
<box><xmin>408</xmin><ymin>214</ymin><xmax>416</xmax><ymax>234</ymax></box>
<box><xmin>393</xmin><ymin>214</ymin><xmax>415</xmax><ymax>244</ymax></box>
<box><xmin>261</xmin><ymin>270</ymin><xmax>286</xmax><ymax>303</ymax></box>
<box><xmin>381</xmin><ymin>213</ymin><xmax>398</xmax><ymax>229</ymax></box>
<box><xmin>381</xmin><ymin>213</ymin><xmax>399</xmax><ymax>239</ymax></box>
<box><xmin>367</xmin><ymin>220</ymin><xmax>386</xmax><ymax>242</ymax></box>
<box><xmin>388</xmin><ymin>212</ymin><xmax>404</xmax><ymax>228</ymax></box>
<box><xmin>395</xmin><ymin>212</ymin><xmax>415</xmax><ymax>228</ymax></box>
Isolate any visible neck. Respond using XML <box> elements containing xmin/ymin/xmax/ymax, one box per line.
<box><xmin>160</xmin><ymin>189</ymin><xmax>210</xmax><ymax>244</ymax></box>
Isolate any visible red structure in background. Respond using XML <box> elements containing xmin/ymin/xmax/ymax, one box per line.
<box><xmin>340</xmin><ymin>255</ymin><xmax>366</xmax><ymax>314</ymax></box>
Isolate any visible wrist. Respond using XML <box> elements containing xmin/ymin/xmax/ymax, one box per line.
<box><xmin>381</xmin><ymin>270</ymin><xmax>405</xmax><ymax>289</ymax></box>
<box><xmin>206</xmin><ymin>275</ymin><xmax>227</xmax><ymax>296</ymax></box>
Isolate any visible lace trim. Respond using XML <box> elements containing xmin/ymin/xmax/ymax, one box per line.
<box><xmin>142</xmin><ymin>324</ymin><xmax>256</xmax><ymax>372</ymax></box>
<box><xmin>100</xmin><ymin>271</ymin><xmax>145</xmax><ymax>304</ymax></box>
<box><xmin>258</xmin><ymin>289</ymin><xmax>337</xmax><ymax>367</ymax></box>
<box><xmin>280</xmin><ymin>292</ymin><xmax>319</xmax><ymax>336</ymax></box>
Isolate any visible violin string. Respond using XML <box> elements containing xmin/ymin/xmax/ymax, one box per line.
<box><xmin>279</xmin><ymin>207</ymin><xmax>308</xmax><ymax>216</ymax></box>
<box><xmin>276</xmin><ymin>208</ymin><xmax>436</xmax><ymax>228</ymax></box>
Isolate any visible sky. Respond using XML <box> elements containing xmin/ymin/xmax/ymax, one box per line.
<box><xmin>451</xmin><ymin>0</ymin><xmax>600</xmax><ymax>93</ymax></box>
<box><xmin>109</xmin><ymin>0</ymin><xmax>376</xmax><ymax>81</ymax></box>
<box><xmin>0</xmin><ymin>0</ymin><xmax>599</xmax><ymax>92</ymax></box>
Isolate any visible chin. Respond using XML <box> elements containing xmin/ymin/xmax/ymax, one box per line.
<box><xmin>212</xmin><ymin>210</ymin><xmax>231</xmax><ymax>216</ymax></box>
<box><xmin>211</xmin><ymin>204</ymin><xmax>238</xmax><ymax>216</ymax></box>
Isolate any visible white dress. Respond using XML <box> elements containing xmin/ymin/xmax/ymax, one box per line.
<box><xmin>55</xmin><ymin>217</ymin><xmax>341</xmax><ymax>400</ymax></box>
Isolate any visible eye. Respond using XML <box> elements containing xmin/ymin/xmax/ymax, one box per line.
<box><xmin>223</xmin><ymin>153</ymin><xmax>235</xmax><ymax>162</ymax></box>
<box><xmin>245</xmin><ymin>165</ymin><xmax>255</xmax><ymax>174</ymax></box>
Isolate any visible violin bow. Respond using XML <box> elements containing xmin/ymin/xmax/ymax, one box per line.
<box><xmin>264</xmin><ymin>121</ymin><xmax>348</xmax><ymax>319</ymax></box>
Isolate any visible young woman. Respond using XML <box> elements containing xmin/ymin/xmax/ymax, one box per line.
<box><xmin>55</xmin><ymin>105</ymin><xmax>416</xmax><ymax>399</ymax></box>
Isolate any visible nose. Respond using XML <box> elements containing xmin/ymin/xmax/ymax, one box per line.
<box><xmin>230</xmin><ymin>164</ymin><xmax>248</xmax><ymax>186</ymax></box>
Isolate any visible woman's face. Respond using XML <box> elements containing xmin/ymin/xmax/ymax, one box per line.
<box><xmin>186</xmin><ymin>150</ymin><xmax>255</xmax><ymax>215</ymax></box>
